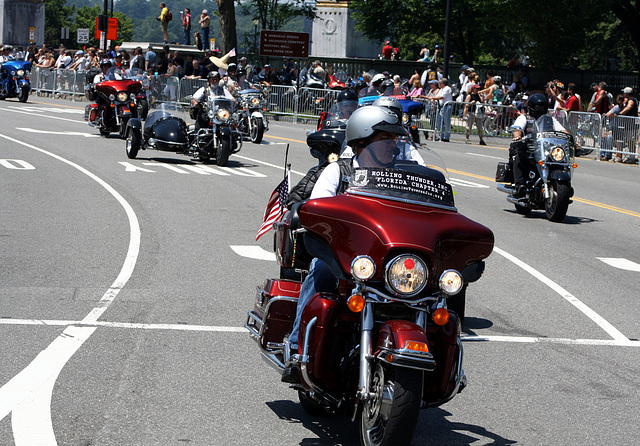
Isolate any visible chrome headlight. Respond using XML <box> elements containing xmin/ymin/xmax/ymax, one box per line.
<box><xmin>109</xmin><ymin>94</ymin><xmax>116</xmax><ymax>101</ymax></box>
<box><xmin>16</xmin><ymin>69</ymin><xmax>25</xmax><ymax>76</ymax></box>
<box><xmin>402</xmin><ymin>113</ymin><xmax>409</xmax><ymax>125</ymax></box>
<box><xmin>439</xmin><ymin>270</ymin><xmax>463</xmax><ymax>295</ymax></box>
<box><xmin>130</xmin><ymin>93</ymin><xmax>136</xmax><ymax>99</ymax></box>
<box><xmin>550</xmin><ymin>146</ymin><xmax>566</xmax><ymax>161</ymax></box>
<box><xmin>351</xmin><ymin>255</ymin><xmax>376</xmax><ymax>281</ymax></box>
<box><xmin>251</xmin><ymin>97</ymin><xmax>260</xmax><ymax>106</ymax></box>
<box><xmin>117</xmin><ymin>92</ymin><xmax>128</xmax><ymax>102</ymax></box>
<box><xmin>385</xmin><ymin>254</ymin><xmax>428</xmax><ymax>296</ymax></box>
<box><xmin>217</xmin><ymin>109</ymin><xmax>230</xmax><ymax>121</ymax></box>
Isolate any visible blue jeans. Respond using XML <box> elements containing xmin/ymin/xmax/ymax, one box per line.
<box><xmin>437</xmin><ymin>103</ymin><xmax>452</xmax><ymax>140</ymax></box>
<box><xmin>184</xmin><ymin>27</ymin><xmax>191</xmax><ymax>45</ymax></box>
<box><xmin>289</xmin><ymin>258</ymin><xmax>337</xmax><ymax>346</ymax></box>
<box><xmin>202</xmin><ymin>27</ymin><xmax>210</xmax><ymax>50</ymax></box>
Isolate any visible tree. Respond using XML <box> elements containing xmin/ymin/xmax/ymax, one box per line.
<box><xmin>217</xmin><ymin>0</ymin><xmax>237</xmax><ymax>53</ymax></box>
<box><xmin>74</xmin><ymin>5</ymin><xmax>134</xmax><ymax>48</ymax></box>
<box><xmin>237</xmin><ymin>0</ymin><xmax>316</xmax><ymax>35</ymax></box>
<box><xmin>44</xmin><ymin>0</ymin><xmax>76</xmax><ymax>46</ymax></box>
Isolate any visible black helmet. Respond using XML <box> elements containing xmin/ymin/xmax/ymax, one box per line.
<box><xmin>381</xmin><ymin>78</ymin><xmax>394</xmax><ymax>90</ymax></box>
<box><xmin>236</xmin><ymin>67</ymin><xmax>246</xmax><ymax>77</ymax></box>
<box><xmin>354</xmin><ymin>79</ymin><xmax>368</xmax><ymax>92</ymax></box>
<box><xmin>346</xmin><ymin>105</ymin><xmax>405</xmax><ymax>148</ymax></box>
<box><xmin>207</xmin><ymin>71</ymin><xmax>220</xmax><ymax>80</ymax></box>
<box><xmin>372</xmin><ymin>96</ymin><xmax>403</xmax><ymax>122</ymax></box>
<box><xmin>528</xmin><ymin>93</ymin><xmax>548</xmax><ymax>119</ymax></box>
<box><xmin>100</xmin><ymin>58</ymin><xmax>112</xmax><ymax>68</ymax></box>
<box><xmin>227</xmin><ymin>63</ymin><xmax>237</xmax><ymax>72</ymax></box>
<box><xmin>337</xmin><ymin>89</ymin><xmax>358</xmax><ymax>103</ymax></box>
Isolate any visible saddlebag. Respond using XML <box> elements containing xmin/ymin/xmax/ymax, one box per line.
<box><xmin>246</xmin><ymin>279</ymin><xmax>300</xmax><ymax>350</ymax></box>
<box><xmin>84</xmin><ymin>103</ymin><xmax>98</xmax><ymax>123</ymax></box>
<box><xmin>495</xmin><ymin>161</ymin><xmax>513</xmax><ymax>183</ymax></box>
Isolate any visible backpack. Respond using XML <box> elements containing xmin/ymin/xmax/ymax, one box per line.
<box><xmin>493</xmin><ymin>87</ymin><xmax>505</xmax><ymax>104</ymax></box>
<box><xmin>167</xmin><ymin>10</ymin><xmax>173</xmax><ymax>21</ymax></box>
<box><xmin>286</xmin><ymin>158</ymin><xmax>353</xmax><ymax>208</ymax></box>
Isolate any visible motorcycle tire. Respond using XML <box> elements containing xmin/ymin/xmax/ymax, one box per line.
<box><xmin>125</xmin><ymin>128</ymin><xmax>141</xmax><ymax>159</ymax></box>
<box><xmin>99</xmin><ymin>128</ymin><xmax>110</xmax><ymax>137</ymax></box>
<box><xmin>545</xmin><ymin>181</ymin><xmax>571</xmax><ymax>222</ymax></box>
<box><xmin>137</xmin><ymin>99</ymin><xmax>149</xmax><ymax>120</ymax></box>
<box><xmin>18</xmin><ymin>87</ymin><xmax>29</xmax><ymax>103</ymax></box>
<box><xmin>298</xmin><ymin>390</ymin><xmax>334</xmax><ymax>417</ymax></box>
<box><xmin>216</xmin><ymin>137</ymin><xmax>231</xmax><ymax>167</ymax></box>
<box><xmin>119</xmin><ymin>118</ymin><xmax>130</xmax><ymax>139</ymax></box>
<box><xmin>250</xmin><ymin>117</ymin><xmax>264</xmax><ymax>144</ymax></box>
<box><xmin>482</xmin><ymin>115</ymin><xmax>499</xmax><ymax>137</ymax></box>
<box><xmin>447</xmin><ymin>285</ymin><xmax>467</xmax><ymax>323</ymax></box>
<box><xmin>410</xmin><ymin>127</ymin><xmax>420</xmax><ymax>144</ymax></box>
<box><xmin>359</xmin><ymin>362</ymin><xmax>421</xmax><ymax>446</ymax></box>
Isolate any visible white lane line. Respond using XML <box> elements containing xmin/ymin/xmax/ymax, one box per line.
<box><xmin>0</xmin><ymin>107</ymin><xmax>84</xmax><ymax>124</ymax></box>
<box><xmin>494</xmin><ymin>246</ymin><xmax>629</xmax><ymax>342</ymax></box>
<box><xmin>230</xmin><ymin>245</ymin><xmax>276</xmax><ymax>261</ymax></box>
<box><xmin>597</xmin><ymin>257</ymin><xmax>640</xmax><ymax>272</ymax></box>
<box><xmin>17</xmin><ymin>127</ymin><xmax>100</xmax><ymax>137</ymax></box>
<box><xmin>232</xmin><ymin>154</ymin><xmax>306</xmax><ymax>176</ymax></box>
<box><xmin>0</xmin><ymin>134</ymin><xmax>141</xmax><ymax>444</ymax></box>
<box><xmin>449</xmin><ymin>178</ymin><xmax>490</xmax><ymax>188</ymax></box>
<box><xmin>466</xmin><ymin>152</ymin><xmax>503</xmax><ymax>160</ymax></box>
<box><xmin>1</xmin><ymin>318</ymin><xmax>638</xmax><ymax>347</ymax></box>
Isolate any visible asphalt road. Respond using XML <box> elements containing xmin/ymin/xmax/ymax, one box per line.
<box><xmin>1</xmin><ymin>95</ymin><xmax>639</xmax><ymax>446</ymax></box>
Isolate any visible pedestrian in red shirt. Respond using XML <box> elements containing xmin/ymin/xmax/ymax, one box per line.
<box><xmin>382</xmin><ymin>41</ymin><xmax>393</xmax><ymax>60</ymax></box>
<box><xmin>564</xmin><ymin>84</ymin><xmax>581</xmax><ymax>112</ymax></box>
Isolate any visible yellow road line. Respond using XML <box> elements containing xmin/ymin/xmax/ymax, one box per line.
<box><xmin>31</xmin><ymin>100</ymin><xmax>85</xmax><ymax>109</ymax></box>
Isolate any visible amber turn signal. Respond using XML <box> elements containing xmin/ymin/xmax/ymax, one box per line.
<box><xmin>405</xmin><ymin>340</ymin><xmax>429</xmax><ymax>353</ymax></box>
<box><xmin>573</xmin><ymin>163</ymin><xmax>578</xmax><ymax>168</ymax></box>
<box><xmin>432</xmin><ymin>308</ymin><xmax>450</xmax><ymax>326</ymax></box>
<box><xmin>347</xmin><ymin>294</ymin><xmax>365</xmax><ymax>313</ymax></box>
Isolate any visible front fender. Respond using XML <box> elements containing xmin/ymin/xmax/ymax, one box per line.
<box><xmin>218</xmin><ymin>125</ymin><xmax>232</xmax><ymax>137</ymax></box>
<box><xmin>376</xmin><ymin>320</ymin><xmax>436</xmax><ymax>371</ymax></box>
<box><xmin>549</xmin><ymin>170</ymin><xmax>572</xmax><ymax>182</ymax></box>
<box><xmin>127</xmin><ymin>118</ymin><xmax>142</xmax><ymax>131</ymax></box>
<box><xmin>17</xmin><ymin>79</ymin><xmax>30</xmax><ymax>89</ymax></box>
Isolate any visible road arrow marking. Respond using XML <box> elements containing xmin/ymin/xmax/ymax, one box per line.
<box><xmin>597</xmin><ymin>257</ymin><xmax>640</xmax><ymax>272</ymax></box>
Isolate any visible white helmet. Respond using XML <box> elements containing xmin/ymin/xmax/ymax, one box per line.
<box><xmin>371</xmin><ymin>73</ymin><xmax>386</xmax><ymax>84</ymax></box>
<box><xmin>346</xmin><ymin>106</ymin><xmax>405</xmax><ymax>147</ymax></box>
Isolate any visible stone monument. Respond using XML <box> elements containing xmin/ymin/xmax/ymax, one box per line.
<box><xmin>311</xmin><ymin>0</ymin><xmax>379</xmax><ymax>59</ymax></box>
<box><xmin>0</xmin><ymin>0</ymin><xmax>45</xmax><ymax>46</ymax></box>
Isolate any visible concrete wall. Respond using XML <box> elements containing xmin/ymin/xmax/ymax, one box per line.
<box><xmin>310</xmin><ymin>1</ymin><xmax>379</xmax><ymax>59</ymax></box>
<box><xmin>1</xmin><ymin>0</ymin><xmax>45</xmax><ymax>46</ymax></box>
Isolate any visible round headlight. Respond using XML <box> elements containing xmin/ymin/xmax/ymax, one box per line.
<box><xmin>550</xmin><ymin>147</ymin><xmax>565</xmax><ymax>161</ymax></box>
<box><xmin>439</xmin><ymin>270</ymin><xmax>463</xmax><ymax>295</ymax></box>
<box><xmin>16</xmin><ymin>69</ymin><xmax>25</xmax><ymax>76</ymax></box>
<box><xmin>117</xmin><ymin>92</ymin><xmax>128</xmax><ymax>102</ymax></box>
<box><xmin>251</xmin><ymin>97</ymin><xmax>260</xmax><ymax>106</ymax></box>
<box><xmin>217</xmin><ymin>109</ymin><xmax>230</xmax><ymax>121</ymax></box>
<box><xmin>402</xmin><ymin>113</ymin><xmax>409</xmax><ymax>124</ymax></box>
<box><xmin>351</xmin><ymin>256</ymin><xmax>376</xmax><ymax>281</ymax></box>
<box><xmin>385</xmin><ymin>255</ymin><xmax>428</xmax><ymax>296</ymax></box>
<box><xmin>130</xmin><ymin>93</ymin><xmax>136</xmax><ymax>99</ymax></box>
<box><xmin>109</xmin><ymin>94</ymin><xmax>116</xmax><ymax>101</ymax></box>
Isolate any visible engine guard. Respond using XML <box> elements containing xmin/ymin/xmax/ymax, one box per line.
<box><xmin>376</xmin><ymin>320</ymin><xmax>436</xmax><ymax>371</ymax></box>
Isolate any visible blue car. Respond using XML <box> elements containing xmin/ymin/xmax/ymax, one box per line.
<box><xmin>0</xmin><ymin>60</ymin><xmax>32</xmax><ymax>102</ymax></box>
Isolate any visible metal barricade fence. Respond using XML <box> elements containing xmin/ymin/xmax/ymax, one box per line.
<box><xmin>268</xmin><ymin>85</ymin><xmax>298</xmax><ymax>117</ymax></box>
<box><xmin>178</xmin><ymin>77</ymin><xmax>207</xmax><ymax>104</ymax></box>
<box><xmin>566</xmin><ymin>112</ymin><xmax>602</xmax><ymax>154</ymax></box>
<box><xmin>601</xmin><ymin>114</ymin><xmax>640</xmax><ymax>162</ymax></box>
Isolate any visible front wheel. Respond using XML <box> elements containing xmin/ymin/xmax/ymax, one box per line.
<box><xmin>99</xmin><ymin>127</ymin><xmax>110</xmax><ymax>136</ymax></box>
<box><xmin>410</xmin><ymin>126</ymin><xmax>420</xmax><ymax>144</ymax></box>
<box><xmin>216</xmin><ymin>137</ymin><xmax>231</xmax><ymax>166</ymax></box>
<box><xmin>359</xmin><ymin>363</ymin><xmax>421</xmax><ymax>446</ymax></box>
<box><xmin>125</xmin><ymin>128</ymin><xmax>141</xmax><ymax>159</ymax></box>
<box><xmin>250</xmin><ymin>117</ymin><xmax>264</xmax><ymax>143</ymax></box>
<box><xmin>18</xmin><ymin>86</ymin><xmax>29</xmax><ymax>103</ymax></box>
<box><xmin>545</xmin><ymin>181</ymin><xmax>571</xmax><ymax>222</ymax></box>
<box><xmin>137</xmin><ymin>98</ymin><xmax>149</xmax><ymax>120</ymax></box>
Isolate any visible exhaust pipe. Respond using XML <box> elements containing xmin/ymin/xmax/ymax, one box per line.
<box><xmin>496</xmin><ymin>183</ymin><xmax>514</xmax><ymax>195</ymax></box>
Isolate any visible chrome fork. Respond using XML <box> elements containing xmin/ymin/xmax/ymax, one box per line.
<box><xmin>357</xmin><ymin>300</ymin><xmax>374</xmax><ymax>401</ymax></box>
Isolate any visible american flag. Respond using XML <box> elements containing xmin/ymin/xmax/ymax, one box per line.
<box><xmin>256</xmin><ymin>172</ymin><xmax>290</xmax><ymax>241</ymax></box>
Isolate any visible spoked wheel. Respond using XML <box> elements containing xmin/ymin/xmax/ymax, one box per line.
<box><xmin>359</xmin><ymin>363</ymin><xmax>421</xmax><ymax>446</ymax></box>
<box><xmin>545</xmin><ymin>181</ymin><xmax>571</xmax><ymax>222</ymax></box>
<box><xmin>250</xmin><ymin>117</ymin><xmax>264</xmax><ymax>143</ymax></box>
<box><xmin>125</xmin><ymin>129</ymin><xmax>140</xmax><ymax>159</ymax></box>
<box><xmin>216</xmin><ymin>137</ymin><xmax>231</xmax><ymax>166</ymax></box>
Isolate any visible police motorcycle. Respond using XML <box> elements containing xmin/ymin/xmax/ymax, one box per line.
<box><xmin>235</xmin><ymin>83</ymin><xmax>269</xmax><ymax>143</ymax></box>
<box><xmin>247</xmin><ymin>107</ymin><xmax>494</xmax><ymax>445</ymax></box>
<box><xmin>124</xmin><ymin>106</ymin><xmax>190</xmax><ymax>159</ymax></box>
<box><xmin>188</xmin><ymin>92</ymin><xmax>242</xmax><ymax>166</ymax></box>
<box><xmin>0</xmin><ymin>60</ymin><xmax>31</xmax><ymax>102</ymax></box>
<box><xmin>496</xmin><ymin>98</ymin><xmax>576</xmax><ymax>222</ymax></box>
<box><xmin>84</xmin><ymin>61</ymin><xmax>141</xmax><ymax>138</ymax></box>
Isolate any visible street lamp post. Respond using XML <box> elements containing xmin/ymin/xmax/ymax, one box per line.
<box><xmin>253</xmin><ymin>19</ymin><xmax>259</xmax><ymax>56</ymax></box>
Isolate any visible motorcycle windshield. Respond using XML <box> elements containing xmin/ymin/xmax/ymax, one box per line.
<box><xmin>348</xmin><ymin>139</ymin><xmax>455</xmax><ymax>210</ymax></box>
<box><xmin>325</xmin><ymin>100</ymin><xmax>357</xmax><ymax>123</ymax></box>
<box><xmin>208</xmin><ymin>96</ymin><xmax>234</xmax><ymax>110</ymax></box>
<box><xmin>533</xmin><ymin>115</ymin><xmax>575</xmax><ymax>162</ymax></box>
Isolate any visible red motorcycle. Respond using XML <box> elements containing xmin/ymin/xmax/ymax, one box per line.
<box><xmin>246</xmin><ymin>148</ymin><xmax>494</xmax><ymax>445</ymax></box>
<box><xmin>85</xmin><ymin>78</ymin><xmax>141</xmax><ymax>138</ymax></box>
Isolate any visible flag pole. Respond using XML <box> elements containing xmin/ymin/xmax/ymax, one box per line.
<box><xmin>284</xmin><ymin>143</ymin><xmax>290</xmax><ymax>181</ymax></box>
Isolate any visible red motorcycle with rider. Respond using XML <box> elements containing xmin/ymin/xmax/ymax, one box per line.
<box><xmin>247</xmin><ymin>106</ymin><xmax>494</xmax><ymax>445</ymax></box>
<box><xmin>84</xmin><ymin>59</ymin><xmax>141</xmax><ymax>138</ymax></box>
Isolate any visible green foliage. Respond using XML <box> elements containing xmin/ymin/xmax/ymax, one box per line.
<box><xmin>45</xmin><ymin>0</ymin><xmax>76</xmax><ymax>46</ymax></box>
